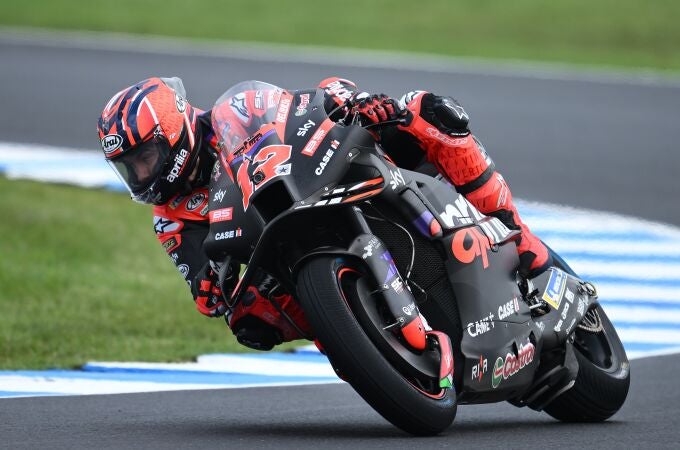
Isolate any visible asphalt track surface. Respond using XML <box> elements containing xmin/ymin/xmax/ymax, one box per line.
<box><xmin>2</xmin><ymin>30</ymin><xmax>680</xmax><ymax>448</ymax></box>
<box><xmin>1</xmin><ymin>354</ymin><xmax>679</xmax><ymax>449</ymax></box>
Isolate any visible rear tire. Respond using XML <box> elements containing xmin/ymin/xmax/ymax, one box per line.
<box><xmin>544</xmin><ymin>304</ymin><xmax>630</xmax><ymax>421</ymax></box>
<box><xmin>296</xmin><ymin>256</ymin><xmax>457</xmax><ymax>435</ymax></box>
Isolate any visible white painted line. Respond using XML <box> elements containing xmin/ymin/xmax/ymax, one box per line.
<box><xmin>595</xmin><ymin>283</ymin><xmax>680</xmax><ymax>303</ymax></box>
<box><xmin>606</xmin><ymin>306</ymin><xmax>680</xmax><ymax>324</ymax></box>
<box><xmin>87</xmin><ymin>354</ymin><xmax>336</xmax><ymax>378</ymax></box>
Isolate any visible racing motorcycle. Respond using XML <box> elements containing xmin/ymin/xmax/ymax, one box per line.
<box><xmin>203</xmin><ymin>81</ymin><xmax>630</xmax><ymax>435</ymax></box>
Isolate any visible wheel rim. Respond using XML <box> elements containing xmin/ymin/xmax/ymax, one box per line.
<box><xmin>573</xmin><ymin>306</ymin><xmax>620</xmax><ymax>372</ymax></box>
<box><xmin>336</xmin><ymin>264</ymin><xmax>445</xmax><ymax>397</ymax></box>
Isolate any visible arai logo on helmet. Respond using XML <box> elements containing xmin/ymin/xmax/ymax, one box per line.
<box><xmin>101</xmin><ymin>134</ymin><xmax>123</xmax><ymax>154</ymax></box>
<box><xmin>175</xmin><ymin>94</ymin><xmax>187</xmax><ymax>113</ymax></box>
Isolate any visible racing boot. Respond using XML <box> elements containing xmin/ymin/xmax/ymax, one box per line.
<box><xmin>396</xmin><ymin>91</ymin><xmax>552</xmax><ymax>277</ymax></box>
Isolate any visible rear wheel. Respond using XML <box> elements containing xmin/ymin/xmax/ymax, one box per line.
<box><xmin>296</xmin><ymin>256</ymin><xmax>457</xmax><ymax>435</ymax></box>
<box><xmin>544</xmin><ymin>304</ymin><xmax>630</xmax><ymax>421</ymax></box>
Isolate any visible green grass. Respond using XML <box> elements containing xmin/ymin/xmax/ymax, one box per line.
<box><xmin>0</xmin><ymin>177</ymin><xmax>300</xmax><ymax>369</ymax></box>
<box><xmin>3</xmin><ymin>0</ymin><xmax>680</xmax><ymax>71</ymax></box>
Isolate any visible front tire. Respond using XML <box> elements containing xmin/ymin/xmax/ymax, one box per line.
<box><xmin>296</xmin><ymin>256</ymin><xmax>457</xmax><ymax>435</ymax></box>
<box><xmin>543</xmin><ymin>304</ymin><xmax>630</xmax><ymax>421</ymax></box>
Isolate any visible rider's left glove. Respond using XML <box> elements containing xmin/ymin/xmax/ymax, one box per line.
<box><xmin>191</xmin><ymin>262</ymin><xmax>229</xmax><ymax>317</ymax></box>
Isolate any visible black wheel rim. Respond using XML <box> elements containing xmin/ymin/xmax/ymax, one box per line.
<box><xmin>336</xmin><ymin>264</ymin><xmax>444</xmax><ymax>396</ymax></box>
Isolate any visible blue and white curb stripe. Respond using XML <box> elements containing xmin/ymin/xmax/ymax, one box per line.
<box><xmin>2</xmin><ymin>142</ymin><xmax>680</xmax><ymax>398</ymax></box>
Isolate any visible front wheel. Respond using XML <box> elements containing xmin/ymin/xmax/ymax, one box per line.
<box><xmin>543</xmin><ymin>304</ymin><xmax>630</xmax><ymax>421</ymax></box>
<box><xmin>296</xmin><ymin>256</ymin><xmax>456</xmax><ymax>436</ymax></box>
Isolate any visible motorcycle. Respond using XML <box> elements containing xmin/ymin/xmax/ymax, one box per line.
<box><xmin>203</xmin><ymin>81</ymin><xmax>630</xmax><ymax>435</ymax></box>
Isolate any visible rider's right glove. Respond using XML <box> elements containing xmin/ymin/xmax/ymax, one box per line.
<box><xmin>399</xmin><ymin>92</ymin><xmax>471</xmax><ymax>137</ymax></box>
<box><xmin>352</xmin><ymin>93</ymin><xmax>409</xmax><ymax>127</ymax></box>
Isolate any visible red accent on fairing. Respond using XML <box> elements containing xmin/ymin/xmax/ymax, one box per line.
<box><xmin>429</xmin><ymin>219</ymin><xmax>442</xmax><ymax>236</ymax></box>
<box><xmin>426</xmin><ymin>330</ymin><xmax>455</xmax><ymax>382</ymax></box>
<box><xmin>341</xmin><ymin>188</ymin><xmax>382</xmax><ymax>204</ymax></box>
<box><xmin>301</xmin><ymin>118</ymin><xmax>335</xmax><ymax>157</ymax></box>
<box><xmin>401</xmin><ymin>316</ymin><xmax>426</xmax><ymax>351</ymax></box>
<box><xmin>349</xmin><ymin>177</ymin><xmax>384</xmax><ymax>191</ymax></box>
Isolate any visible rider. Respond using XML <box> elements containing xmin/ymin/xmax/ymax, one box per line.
<box><xmin>97</xmin><ymin>76</ymin><xmax>551</xmax><ymax>350</ymax></box>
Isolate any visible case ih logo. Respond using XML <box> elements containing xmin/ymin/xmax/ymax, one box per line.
<box><xmin>491</xmin><ymin>343</ymin><xmax>535</xmax><ymax>389</ymax></box>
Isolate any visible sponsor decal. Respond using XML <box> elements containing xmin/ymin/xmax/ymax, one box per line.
<box><xmin>209</xmin><ymin>207</ymin><xmax>233</xmax><ymax>223</ymax></box>
<box><xmin>492</xmin><ymin>342</ymin><xmax>535</xmax><ymax>388</ymax></box>
<box><xmin>186</xmin><ymin>192</ymin><xmax>206</xmax><ymax>211</ymax></box>
<box><xmin>542</xmin><ymin>268</ymin><xmax>567</xmax><ymax>310</ymax></box>
<box><xmin>295</xmin><ymin>93</ymin><xmax>310</xmax><ymax>116</ymax></box>
<box><xmin>361</xmin><ymin>237</ymin><xmax>381</xmax><ymax>259</ymax></box>
<box><xmin>441</xmin><ymin>98</ymin><xmax>469</xmax><ymax>121</ymax></box>
<box><xmin>451</xmin><ymin>227</ymin><xmax>492</xmax><ymax>269</ymax></box>
<box><xmin>577</xmin><ymin>297</ymin><xmax>587</xmax><ymax>315</ymax></box>
<box><xmin>565</xmin><ymin>317</ymin><xmax>577</xmax><ymax>334</ymax></box>
<box><xmin>314</xmin><ymin>149</ymin><xmax>335</xmax><ymax>175</ymax></box>
<box><xmin>302</xmin><ymin>120</ymin><xmax>331</xmax><ymax>157</ymax></box>
<box><xmin>323</xmin><ymin>80</ymin><xmax>355</xmax><ymax>101</ymax></box>
<box><xmin>254</xmin><ymin>91</ymin><xmax>264</xmax><ymax>110</ymax></box>
<box><xmin>153</xmin><ymin>216</ymin><xmax>180</xmax><ymax>235</ymax></box>
<box><xmin>536</xmin><ymin>321</ymin><xmax>546</xmax><ymax>332</ymax></box>
<box><xmin>101</xmin><ymin>134</ymin><xmax>123</xmax><ymax>154</ymax></box>
<box><xmin>330</xmin><ymin>139</ymin><xmax>340</xmax><ymax>150</ymax></box>
<box><xmin>200</xmin><ymin>204</ymin><xmax>209</xmax><ymax>216</ymax></box>
<box><xmin>169</xmin><ymin>195</ymin><xmax>186</xmax><ymax>210</ymax></box>
<box><xmin>267</xmin><ymin>89</ymin><xmax>281</xmax><ymax>109</ymax></box>
<box><xmin>170</xmin><ymin>252</ymin><xmax>178</xmax><ymax>262</ymax></box>
<box><xmin>297</xmin><ymin>119</ymin><xmax>316</xmax><ymax>137</ymax></box>
<box><xmin>425</xmin><ymin>127</ymin><xmax>468</xmax><ymax>146</ymax></box>
<box><xmin>554</xmin><ymin>319</ymin><xmax>563</xmax><ymax>332</ymax></box>
<box><xmin>230</xmin><ymin>94</ymin><xmax>249</xmax><ymax>123</ymax></box>
<box><xmin>166</xmin><ymin>148</ymin><xmax>189</xmax><ymax>182</ymax></box>
<box><xmin>211</xmin><ymin>163</ymin><xmax>221</xmax><ymax>181</ymax></box>
<box><xmin>215</xmin><ymin>228</ymin><xmax>243</xmax><ymax>240</ymax></box>
<box><xmin>389</xmin><ymin>169</ymin><xmax>405</xmax><ymax>190</ymax></box>
<box><xmin>466</xmin><ymin>312</ymin><xmax>495</xmax><ymax>337</ymax></box>
<box><xmin>213</xmin><ymin>189</ymin><xmax>226</xmax><ymax>203</ymax></box>
<box><xmin>161</xmin><ymin>236</ymin><xmax>179</xmax><ymax>253</ymax></box>
<box><xmin>177</xmin><ymin>264</ymin><xmax>189</xmax><ymax>279</ymax></box>
<box><xmin>561</xmin><ymin>302</ymin><xmax>570</xmax><ymax>320</ymax></box>
<box><xmin>392</xmin><ymin>278</ymin><xmax>406</xmax><ymax>295</ymax></box>
<box><xmin>439</xmin><ymin>196</ymin><xmax>484</xmax><ymax>228</ymax></box>
<box><xmin>565</xmin><ymin>289</ymin><xmax>575</xmax><ymax>303</ymax></box>
<box><xmin>498</xmin><ymin>297</ymin><xmax>520</xmax><ymax>320</ymax></box>
<box><xmin>401</xmin><ymin>302</ymin><xmax>416</xmax><ymax>316</ymax></box>
<box><xmin>276</xmin><ymin>97</ymin><xmax>292</xmax><ymax>123</ymax></box>
<box><xmin>175</xmin><ymin>93</ymin><xmax>187</xmax><ymax>113</ymax></box>
<box><xmin>471</xmin><ymin>356</ymin><xmax>488</xmax><ymax>382</ymax></box>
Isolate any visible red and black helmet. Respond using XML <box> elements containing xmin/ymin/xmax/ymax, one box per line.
<box><xmin>97</xmin><ymin>77</ymin><xmax>201</xmax><ymax>205</ymax></box>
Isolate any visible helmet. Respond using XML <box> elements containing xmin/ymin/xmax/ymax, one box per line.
<box><xmin>97</xmin><ymin>77</ymin><xmax>201</xmax><ymax>205</ymax></box>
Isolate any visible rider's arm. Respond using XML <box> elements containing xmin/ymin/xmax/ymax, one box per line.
<box><xmin>152</xmin><ymin>190</ymin><xmax>221</xmax><ymax>312</ymax></box>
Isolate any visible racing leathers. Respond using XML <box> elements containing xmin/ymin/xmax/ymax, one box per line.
<box><xmin>154</xmin><ymin>77</ymin><xmax>550</xmax><ymax>351</ymax></box>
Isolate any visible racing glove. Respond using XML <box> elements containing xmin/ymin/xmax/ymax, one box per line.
<box><xmin>353</xmin><ymin>93</ymin><xmax>407</xmax><ymax>127</ymax></box>
<box><xmin>191</xmin><ymin>262</ymin><xmax>234</xmax><ymax>317</ymax></box>
<box><xmin>400</xmin><ymin>92</ymin><xmax>470</xmax><ymax>136</ymax></box>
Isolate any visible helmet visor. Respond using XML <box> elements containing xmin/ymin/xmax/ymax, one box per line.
<box><xmin>109</xmin><ymin>137</ymin><xmax>170</xmax><ymax>196</ymax></box>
